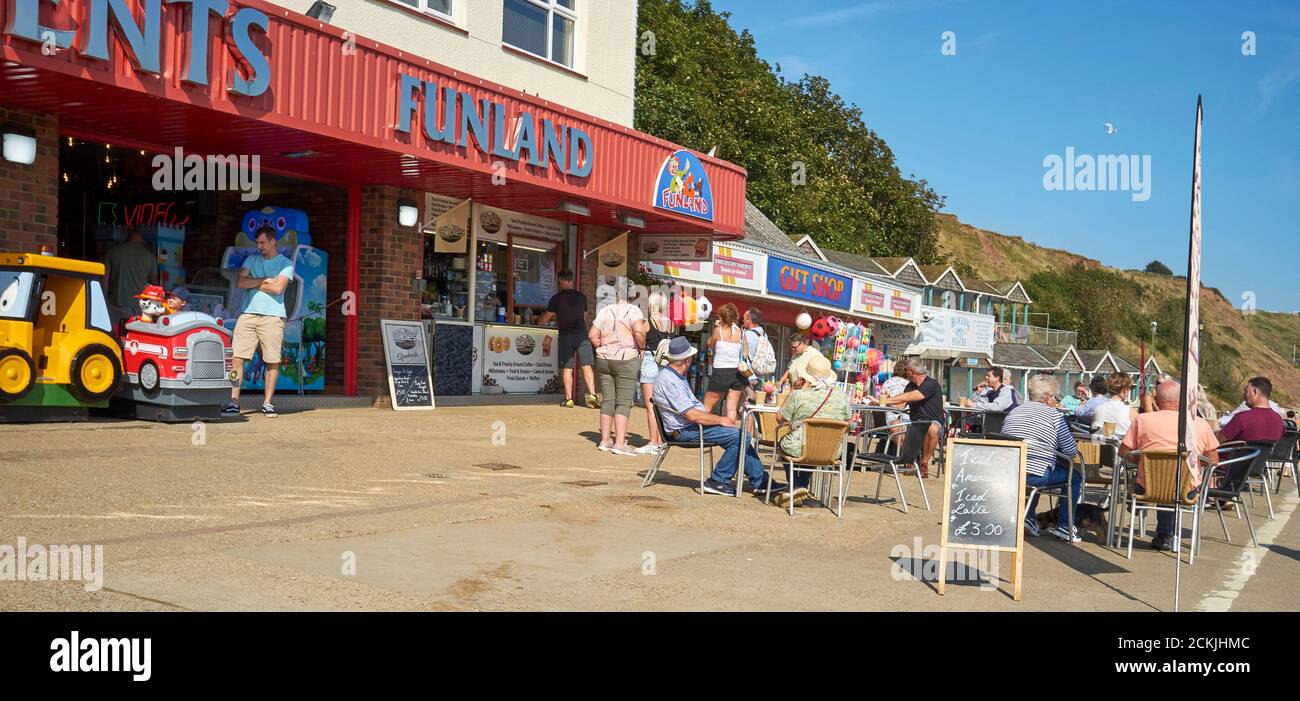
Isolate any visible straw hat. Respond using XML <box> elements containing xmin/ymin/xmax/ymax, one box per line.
<box><xmin>794</xmin><ymin>353</ymin><xmax>835</xmax><ymax>384</ymax></box>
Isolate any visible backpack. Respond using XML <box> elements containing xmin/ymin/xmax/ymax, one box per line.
<box><xmin>745</xmin><ymin>328</ymin><xmax>777</xmax><ymax>376</ymax></box>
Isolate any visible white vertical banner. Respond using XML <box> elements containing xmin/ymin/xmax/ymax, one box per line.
<box><xmin>1180</xmin><ymin>98</ymin><xmax>1203</xmax><ymax>468</ymax></box>
<box><xmin>1174</xmin><ymin>96</ymin><xmax>1204</xmax><ymax>612</ymax></box>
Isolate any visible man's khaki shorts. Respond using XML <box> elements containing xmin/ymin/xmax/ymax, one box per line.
<box><xmin>232</xmin><ymin>313</ymin><xmax>285</xmax><ymax>364</ymax></box>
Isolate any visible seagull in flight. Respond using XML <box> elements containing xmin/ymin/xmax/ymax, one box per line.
<box><xmin>1104</xmin><ymin>122</ymin><xmax>1118</xmax><ymax>134</ymax></box>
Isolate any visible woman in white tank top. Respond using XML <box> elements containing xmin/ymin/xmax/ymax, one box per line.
<box><xmin>705</xmin><ymin>303</ymin><xmax>746</xmax><ymax>418</ymax></box>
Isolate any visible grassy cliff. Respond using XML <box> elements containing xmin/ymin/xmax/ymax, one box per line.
<box><xmin>935</xmin><ymin>213</ymin><xmax>1300</xmax><ymax>409</ymax></box>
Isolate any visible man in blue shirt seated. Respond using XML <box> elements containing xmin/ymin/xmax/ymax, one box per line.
<box><xmin>1073</xmin><ymin>375</ymin><xmax>1109</xmax><ymax>426</ymax></box>
<box><xmin>652</xmin><ymin>337</ymin><xmax>782</xmax><ymax>497</ymax></box>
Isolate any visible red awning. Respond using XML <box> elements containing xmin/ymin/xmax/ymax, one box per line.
<box><xmin>0</xmin><ymin>0</ymin><xmax>746</xmax><ymax>237</ymax></box>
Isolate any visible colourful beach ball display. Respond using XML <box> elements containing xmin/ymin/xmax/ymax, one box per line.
<box><xmin>796</xmin><ymin>312</ymin><xmax>812</xmax><ymax>330</ymax></box>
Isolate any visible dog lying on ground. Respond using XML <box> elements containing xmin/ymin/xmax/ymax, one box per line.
<box><xmin>1035</xmin><ymin>503</ymin><xmax>1109</xmax><ymax>542</ymax></box>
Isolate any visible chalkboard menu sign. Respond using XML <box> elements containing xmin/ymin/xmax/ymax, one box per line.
<box><xmin>381</xmin><ymin>320</ymin><xmax>436</xmax><ymax>410</ymax></box>
<box><xmin>938</xmin><ymin>437</ymin><xmax>1027</xmax><ymax>600</ymax></box>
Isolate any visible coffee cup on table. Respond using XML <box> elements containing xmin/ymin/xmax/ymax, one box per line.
<box><xmin>755</xmin><ymin>390</ymin><xmax>767</xmax><ymax>405</ymax></box>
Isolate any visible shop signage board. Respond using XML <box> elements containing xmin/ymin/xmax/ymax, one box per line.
<box><xmin>474</xmin><ymin>204</ymin><xmax>566</xmax><ymax>244</ymax></box>
<box><xmin>852</xmin><ymin>277</ymin><xmax>920</xmax><ymax>323</ymax></box>
<box><xmin>644</xmin><ymin>243</ymin><xmax>766</xmax><ymax>293</ymax></box>
<box><xmin>380</xmin><ymin>320</ymin><xmax>435</xmax><ymax>410</ymax></box>
<box><xmin>637</xmin><ymin>234</ymin><xmax>713</xmax><ymax>262</ymax></box>
<box><xmin>765</xmin><ymin>256</ymin><xmax>852</xmax><ymax>310</ymax></box>
<box><xmin>652</xmin><ymin>150</ymin><xmax>714</xmax><ymax>222</ymax></box>
<box><xmin>938</xmin><ymin>437</ymin><xmax>1027</xmax><ymax>600</ymax></box>
<box><xmin>481</xmin><ymin>325</ymin><xmax>559</xmax><ymax>394</ymax></box>
<box><xmin>873</xmin><ymin>321</ymin><xmax>917</xmax><ymax>355</ymax></box>
<box><xmin>915</xmin><ymin>306</ymin><xmax>995</xmax><ymax>357</ymax></box>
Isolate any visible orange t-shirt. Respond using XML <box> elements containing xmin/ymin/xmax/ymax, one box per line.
<box><xmin>1122</xmin><ymin>409</ymin><xmax>1219</xmax><ymax>488</ymax></box>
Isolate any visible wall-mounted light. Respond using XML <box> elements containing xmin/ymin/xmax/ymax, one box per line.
<box><xmin>617</xmin><ymin>212</ymin><xmax>646</xmax><ymax>229</ymax></box>
<box><xmin>2</xmin><ymin>125</ymin><xmax>37</xmax><ymax>165</ymax></box>
<box><xmin>558</xmin><ymin>200</ymin><xmax>590</xmax><ymax>217</ymax></box>
<box><xmin>397</xmin><ymin>198</ymin><xmax>419</xmax><ymax>227</ymax></box>
<box><xmin>306</xmin><ymin>1</ymin><xmax>336</xmax><ymax>23</ymax></box>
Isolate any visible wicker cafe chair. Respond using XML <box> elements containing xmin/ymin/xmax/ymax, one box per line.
<box><xmin>1197</xmin><ymin>444</ymin><xmax>1268</xmax><ymax>552</ymax></box>
<box><xmin>1265</xmin><ymin>431</ymin><xmax>1299</xmax><ymax>495</ymax></box>
<box><xmin>1122</xmin><ymin>450</ymin><xmax>1202</xmax><ymax>562</ymax></box>
<box><xmin>849</xmin><ymin>420</ymin><xmax>935</xmax><ymax>513</ymax></box>
<box><xmin>768</xmin><ymin>419</ymin><xmax>851</xmax><ymax>516</ymax></box>
<box><xmin>641</xmin><ymin>403</ymin><xmax>720</xmax><ymax>494</ymax></box>
<box><xmin>1074</xmin><ymin>434</ymin><xmax>1119</xmax><ymax>507</ymax></box>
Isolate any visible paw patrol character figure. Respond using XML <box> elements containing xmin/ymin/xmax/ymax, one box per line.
<box><xmin>134</xmin><ymin>285</ymin><xmax>168</xmax><ymax>323</ymax></box>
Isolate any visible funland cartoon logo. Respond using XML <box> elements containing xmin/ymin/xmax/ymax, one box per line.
<box><xmin>653</xmin><ymin>149</ymin><xmax>714</xmax><ymax>222</ymax></box>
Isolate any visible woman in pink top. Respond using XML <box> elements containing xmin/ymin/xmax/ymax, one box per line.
<box><xmin>588</xmin><ymin>281</ymin><xmax>646</xmax><ymax>456</ymax></box>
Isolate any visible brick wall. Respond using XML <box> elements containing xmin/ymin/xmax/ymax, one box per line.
<box><xmin>0</xmin><ymin>107</ymin><xmax>58</xmax><ymax>253</ymax></box>
<box><xmin>357</xmin><ymin>185</ymin><xmax>423</xmax><ymax>405</ymax></box>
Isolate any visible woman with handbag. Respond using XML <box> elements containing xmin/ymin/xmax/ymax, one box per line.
<box><xmin>589</xmin><ymin>280</ymin><xmax>647</xmax><ymax>456</ymax></box>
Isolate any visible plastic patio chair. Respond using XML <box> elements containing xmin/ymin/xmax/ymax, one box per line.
<box><xmin>768</xmin><ymin>418</ymin><xmax>852</xmax><ymax>516</ymax></box>
<box><xmin>641</xmin><ymin>403</ymin><xmax>720</xmax><ymax>494</ymax></box>
<box><xmin>849</xmin><ymin>420</ymin><xmax>935</xmax><ymax>513</ymax></box>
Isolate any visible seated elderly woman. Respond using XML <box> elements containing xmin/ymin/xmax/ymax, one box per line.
<box><xmin>773</xmin><ymin>353</ymin><xmax>850</xmax><ymax>509</ymax></box>
<box><xmin>1001</xmin><ymin>375</ymin><xmax>1082</xmax><ymax>542</ymax></box>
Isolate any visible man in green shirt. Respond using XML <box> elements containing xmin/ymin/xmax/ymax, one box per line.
<box><xmin>103</xmin><ymin>229</ymin><xmax>157</xmax><ymax>324</ymax></box>
<box><xmin>775</xmin><ymin>352</ymin><xmax>850</xmax><ymax>508</ymax></box>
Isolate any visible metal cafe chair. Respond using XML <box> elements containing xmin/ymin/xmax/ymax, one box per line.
<box><xmin>1020</xmin><ymin>445</ymin><xmax>1087</xmax><ymax>547</ymax></box>
<box><xmin>1220</xmin><ymin>440</ymin><xmax>1278</xmax><ymax>519</ymax></box>
<box><xmin>767</xmin><ymin>419</ymin><xmax>852</xmax><ymax>517</ymax></box>
<box><xmin>849</xmin><ymin>420</ymin><xmax>936</xmax><ymax>513</ymax></box>
<box><xmin>1265</xmin><ymin>430</ymin><xmax>1299</xmax><ymax>494</ymax></box>
<box><xmin>641</xmin><ymin>403</ymin><xmax>719</xmax><ymax>494</ymax></box>
<box><xmin>1197</xmin><ymin>444</ymin><xmax>1269</xmax><ymax>553</ymax></box>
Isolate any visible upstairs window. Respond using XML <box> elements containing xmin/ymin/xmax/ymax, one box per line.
<box><xmin>389</xmin><ymin>0</ymin><xmax>454</xmax><ymax>22</ymax></box>
<box><xmin>503</xmin><ymin>0</ymin><xmax>577</xmax><ymax>68</ymax></box>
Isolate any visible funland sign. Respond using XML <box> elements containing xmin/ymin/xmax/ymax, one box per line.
<box><xmin>3</xmin><ymin>0</ymin><xmax>273</xmax><ymax>95</ymax></box>
<box><xmin>653</xmin><ymin>149</ymin><xmax>714</xmax><ymax>222</ymax></box>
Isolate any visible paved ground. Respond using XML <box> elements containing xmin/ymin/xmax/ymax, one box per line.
<box><xmin>1</xmin><ymin>404</ymin><xmax>1298</xmax><ymax>612</ymax></box>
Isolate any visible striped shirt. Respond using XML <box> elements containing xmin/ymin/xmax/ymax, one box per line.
<box><xmin>1002</xmin><ymin>401</ymin><xmax>1078</xmax><ymax>477</ymax></box>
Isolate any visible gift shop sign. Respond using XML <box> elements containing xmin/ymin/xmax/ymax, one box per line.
<box><xmin>766</xmin><ymin>257</ymin><xmax>851</xmax><ymax>310</ymax></box>
<box><xmin>4</xmin><ymin>0</ymin><xmax>273</xmax><ymax>96</ymax></box>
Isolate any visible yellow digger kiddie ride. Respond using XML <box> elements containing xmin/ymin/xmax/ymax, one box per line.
<box><xmin>0</xmin><ymin>250</ymin><xmax>124</xmax><ymax>421</ymax></box>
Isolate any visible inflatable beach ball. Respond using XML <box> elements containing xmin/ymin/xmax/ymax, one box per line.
<box><xmin>796</xmin><ymin>312</ymin><xmax>812</xmax><ymax>330</ymax></box>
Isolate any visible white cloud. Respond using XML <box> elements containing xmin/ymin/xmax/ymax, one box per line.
<box><xmin>1258</xmin><ymin>44</ymin><xmax>1300</xmax><ymax>113</ymax></box>
<box><xmin>773</xmin><ymin>55</ymin><xmax>817</xmax><ymax>78</ymax></box>
<box><xmin>785</xmin><ymin>0</ymin><xmax>955</xmax><ymax>28</ymax></box>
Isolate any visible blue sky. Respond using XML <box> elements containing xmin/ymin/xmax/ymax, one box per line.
<box><xmin>709</xmin><ymin>0</ymin><xmax>1300</xmax><ymax>311</ymax></box>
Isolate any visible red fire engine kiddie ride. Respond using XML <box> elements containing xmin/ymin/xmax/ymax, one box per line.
<box><xmin>115</xmin><ymin>286</ymin><xmax>235</xmax><ymax>421</ymax></box>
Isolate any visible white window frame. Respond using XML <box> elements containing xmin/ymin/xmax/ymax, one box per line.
<box><xmin>387</xmin><ymin>0</ymin><xmax>455</xmax><ymax>23</ymax></box>
<box><xmin>502</xmin><ymin>0</ymin><xmax>579</xmax><ymax>69</ymax></box>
